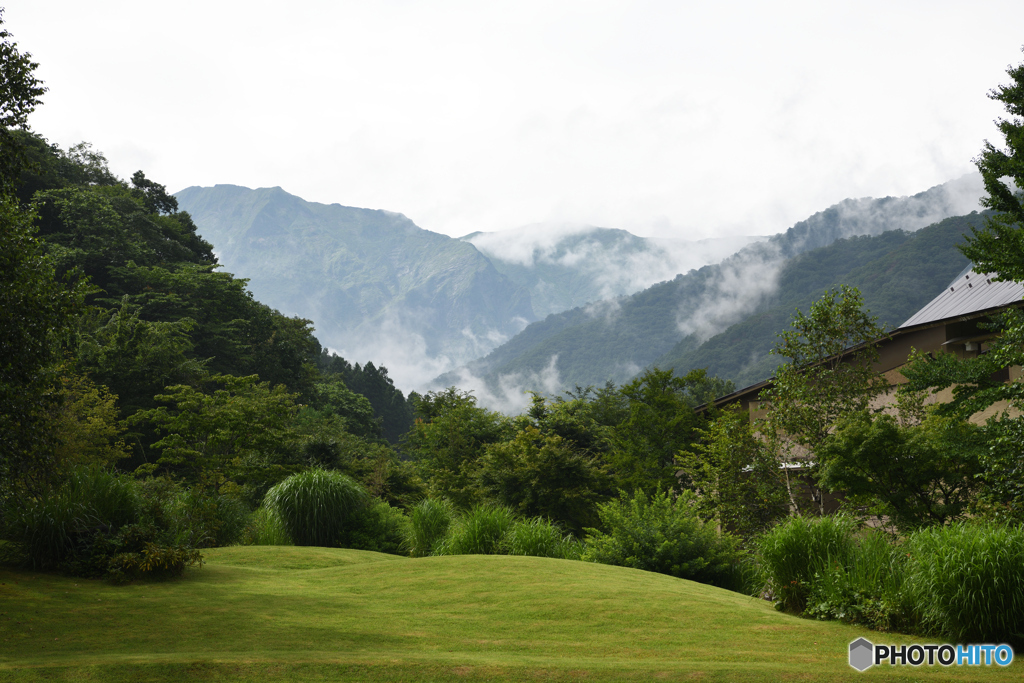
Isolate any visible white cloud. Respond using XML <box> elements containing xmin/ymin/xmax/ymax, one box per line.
<box><xmin>9</xmin><ymin>1</ymin><xmax>1022</xmax><ymax>244</ymax></box>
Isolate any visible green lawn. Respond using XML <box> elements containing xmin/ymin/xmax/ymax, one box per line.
<box><xmin>0</xmin><ymin>546</ymin><xmax>1018</xmax><ymax>681</ymax></box>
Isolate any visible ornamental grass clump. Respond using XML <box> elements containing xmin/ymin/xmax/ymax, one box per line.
<box><xmin>264</xmin><ymin>468</ymin><xmax>367</xmax><ymax>547</ymax></box>
<box><xmin>405</xmin><ymin>498</ymin><xmax>456</xmax><ymax>557</ymax></box>
<box><xmin>242</xmin><ymin>506</ymin><xmax>293</xmax><ymax>546</ymax></box>
<box><xmin>435</xmin><ymin>504</ymin><xmax>516</xmax><ymax>555</ymax></box>
<box><xmin>503</xmin><ymin>517</ymin><xmax>582</xmax><ymax>560</ymax></box>
<box><xmin>904</xmin><ymin>521</ymin><xmax>1024</xmax><ymax>645</ymax></box>
<box><xmin>755</xmin><ymin>514</ymin><xmax>856</xmax><ymax>613</ymax></box>
<box><xmin>803</xmin><ymin>529</ymin><xmax>913</xmax><ymax>632</ymax></box>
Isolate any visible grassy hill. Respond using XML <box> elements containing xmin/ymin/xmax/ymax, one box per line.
<box><xmin>2</xmin><ymin>546</ymin><xmax>1016</xmax><ymax>681</ymax></box>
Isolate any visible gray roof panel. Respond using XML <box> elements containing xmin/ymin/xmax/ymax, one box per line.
<box><xmin>900</xmin><ymin>269</ymin><xmax>1024</xmax><ymax>328</ymax></box>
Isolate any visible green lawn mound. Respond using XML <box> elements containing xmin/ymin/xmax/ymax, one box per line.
<box><xmin>203</xmin><ymin>545</ymin><xmax>405</xmax><ymax>570</ymax></box>
<box><xmin>1</xmin><ymin>546</ymin><xmax>1018</xmax><ymax>682</ymax></box>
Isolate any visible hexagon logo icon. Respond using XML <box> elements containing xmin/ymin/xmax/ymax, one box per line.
<box><xmin>849</xmin><ymin>637</ymin><xmax>874</xmax><ymax>671</ymax></box>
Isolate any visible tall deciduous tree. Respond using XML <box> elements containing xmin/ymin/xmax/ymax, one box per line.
<box><xmin>0</xmin><ymin>8</ymin><xmax>46</xmax><ymax>191</ymax></box>
<box><xmin>607</xmin><ymin>368</ymin><xmax>713</xmax><ymax>495</ymax></box>
<box><xmin>760</xmin><ymin>285</ymin><xmax>886</xmax><ymax>514</ymax></box>
<box><xmin>0</xmin><ymin>14</ymin><xmax>87</xmax><ymax>492</ymax></box>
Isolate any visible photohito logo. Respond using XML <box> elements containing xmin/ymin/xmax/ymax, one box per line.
<box><xmin>849</xmin><ymin>638</ymin><xmax>1014</xmax><ymax>671</ymax></box>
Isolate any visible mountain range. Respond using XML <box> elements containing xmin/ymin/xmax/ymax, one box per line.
<box><xmin>176</xmin><ymin>173</ymin><xmax>984</xmax><ymax>402</ymax></box>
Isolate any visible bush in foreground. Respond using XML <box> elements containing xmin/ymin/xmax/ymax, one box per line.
<box><xmin>905</xmin><ymin>522</ymin><xmax>1024</xmax><ymax>645</ymax></box>
<box><xmin>803</xmin><ymin>528</ymin><xmax>913</xmax><ymax>632</ymax></box>
<box><xmin>264</xmin><ymin>468</ymin><xmax>367</xmax><ymax>547</ymax></box>
<box><xmin>754</xmin><ymin>514</ymin><xmax>857</xmax><ymax>613</ymax></box>
<box><xmin>242</xmin><ymin>506</ymin><xmax>293</xmax><ymax>546</ymax></box>
<box><xmin>1</xmin><ymin>467</ymin><xmax>203</xmax><ymax>580</ymax></box>
<box><xmin>340</xmin><ymin>498</ymin><xmax>410</xmax><ymax>555</ymax></box>
<box><xmin>406</xmin><ymin>498</ymin><xmax>456</xmax><ymax>557</ymax></box>
<box><xmin>583</xmin><ymin>489</ymin><xmax>744</xmax><ymax>589</ymax></box>
<box><xmin>435</xmin><ymin>504</ymin><xmax>517</xmax><ymax>555</ymax></box>
<box><xmin>503</xmin><ymin>517</ymin><xmax>582</xmax><ymax>560</ymax></box>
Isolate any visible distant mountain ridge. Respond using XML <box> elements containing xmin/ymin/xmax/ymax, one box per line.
<box><xmin>461</xmin><ymin>225</ymin><xmax>765</xmax><ymax>318</ymax></box>
<box><xmin>438</xmin><ymin>174</ymin><xmax>985</xmax><ymax>397</ymax></box>
<box><xmin>175</xmin><ymin>185</ymin><xmax>534</xmax><ymax>386</ymax></box>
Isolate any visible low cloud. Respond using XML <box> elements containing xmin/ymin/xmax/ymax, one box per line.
<box><xmin>670</xmin><ymin>174</ymin><xmax>987</xmax><ymax>345</ymax></box>
<box><xmin>443</xmin><ymin>355</ymin><xmax>563</xmax><ymax>415</ymax></box>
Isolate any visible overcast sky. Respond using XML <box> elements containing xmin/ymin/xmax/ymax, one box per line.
<box><xmin>9</xmin><ymin>1</ymin><xmax>1024</xmax><ymax>241</ymax></box>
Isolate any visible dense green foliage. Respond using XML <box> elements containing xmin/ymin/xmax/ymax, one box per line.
<box><xmin>756</xmin><ymin>516</ymin><xmax>1024</xmax><ymax>646</ymax></box>
<box><xmin>264</xmin><ymin>468</ymin><xmax>368</xmax><ymax>547</ymax></box>
<box><xmin>434</xmin><ymin>504</ymin><xmax>518</xmax><ymax>556</ymax></box>
<box><xmin>755</xmin><ymin>515</ymin><xmax>858</xmax><ymax>613</ymax></box>
<box><xmin>677</xmin><ymin>406</ymin><xmax>789</xmax><ymax>539</ymax></box>
<box><xmin>905</xmin><ymin>522</ymin><xmax>1024</xmax><ymax>645</ymax></box>
<box><xmin>0</xmin><ymin>466</ymin><xmax>210</xmax><ymax>580</ymax></box>
<box><xmin>582</xmin><ymin>490</ymin><xmax>744</xmax><ymax>590</ymax></box>
<box><xmin>819</xmin><ymin>411</ymin><xmax>983</xmax><ymax>531</ymax></box>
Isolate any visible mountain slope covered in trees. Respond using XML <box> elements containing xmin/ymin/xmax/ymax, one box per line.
<box><xmin>653</xmin><ymin>212</ymin><xmax>984</xmax><ymax>388</ymax></box>
<box><xmin>462</xmin><ymin>225</ymin><xmax>764</xmax><ymax>318</ymax></box>
<box><xmin>175</xmin><ymin>185</ymin><xmax>535</xmax><ymax>378</ymax></box>
<box><xmin>443</xmin><ymin>178</ymin><xmax>984</xmax><ymax>394</ymax></box>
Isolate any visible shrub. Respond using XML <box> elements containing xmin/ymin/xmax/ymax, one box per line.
<box><xmin>242</xmin><ymin>506</ymin><xmax>293</xmax><ymax>546</ymax></box>
<box><xmin>503</xmin><ymin>517</ymin><xmax>582</xmax><ymax>560</ymax></box>
<box><xmin>107</xmin><ymin>543</ymin><xmax>203</xmax><ymax>582</ymax></box>
<box><xmin>166</xmin><ymin>488</ymin><xmax>250</xmax><ymax>548</ymax></box>
<box><xmin>803</xmin><ymin>530</ymin><xmax>914</xmax><ymax>632</ymax></box>
<box><xmin>264</xmin><ymin>468</ymin><xmax>368</xmax><ymax>546</ymax></box>
<box><xmin>754</xmin><ymin>514</ymin><xmax>856</xmax><ymax>613</ymax></box>
<box><xmin>904</xmin><ymin>522</ymin><xmax>1024</xmax><ymax>645</ymax></box>
<box><xmin>405</xmin><ymin>498</ymin><xmax>456</xmax><ymax>557</ymax></box>
<box><xmin>0</xmin><ymin>468</ymin><xmax>204</xmax><ymax>580</ymax></box>
<box><xmin>582</xmin><ymin>490</ymin><xmax>743</xmax><ymax>589</ymax></box>
<box><xmin>435</xmin><ymin>504</ymin><xmax>516</xmax><ymax>555</ymax></box>
<box><xmin>340</xmin><ymin>499</ymin><xmax>410</xmax><ymax>555</ymax></box>
<box><xmin>1</xmin><ymin>466</ymin><xmax>141</xmax><ymax>570</ymax></box>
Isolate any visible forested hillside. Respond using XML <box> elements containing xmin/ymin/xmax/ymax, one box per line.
<box><xmin>175</xmin><ymin>185</ymin><xmax>535</xmax><ymax>381</ymax></box>
<box><xmin>462</xmin><ymin>225</ymin><xmax>764</xmax><ymax>318</ymax></box>
<box><xmin>446</xmin><ymin>195</ymin><xmax>984</xmax><ymax>393</ymax></box>
<box><xmin>654</xmin><ymin>212</ymin><xmax>983</xmax><ymax>388</ymax></box>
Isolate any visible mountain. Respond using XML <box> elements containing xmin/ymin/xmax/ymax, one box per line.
<box><xmin>461</xmin><ymin>225</ymin><xmax>765</xmax><ymax>318</ymax></box>
<box><xmin>652</xmin><ymin>212</ymin><xmax>985</xmax><ymax>388</ymax></box>
<box><xmin>440</xmin><ymin>175</ymin><xmax>985</xmax><ymax>397</ymax></box>
<box><xmin>174</xmin><ymin>185</ymin><xmax>534</xmax><ymax>387</ymax></box>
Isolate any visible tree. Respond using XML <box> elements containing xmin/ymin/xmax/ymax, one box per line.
<box><xmin>0</xmin><ymin>12</ymin><xmax>89</xmax><ymax>493</ymax></box>
<box><xmin>962</xmin><ymin>47</ymin><xmax>1024</xmax><ymax>282</ymax></box>
<box><xmin>0</xmin><ymin>196</ymin><xmax>86</xmax><ymax>492</ymax></box>
<box><xmin>477</xmin><ymin>426</ymin><xmax>605</xmax><ymax>534</ymax></box>
<box><xmin>606</xmin><ymin>368</ymin><xmax>710</xmax><ymax>494</ymax></box>
<box><xmin>901</xmin><ymin>316</ymin><xmax>1024</xmax><ymax>522</ymax></box>
<box><xmin>818</xmin><ymin>411</ymin><xmax>983</xmax><ymax>531</ymax></box>
<box><xmin>131</xmin><ymin>374</ymin><xmax>300</xmax><ymax>491</ymax></box>
<box><xmin>404</xmin><ymin>388</ymin><xmax>510</xmax><ymax>508</ymax></box>
<box><xmin>0</xmin><ymin>9</ymin><xmax>47</xmax><ymax>190</ymax></box>
<box><xmin>760</xmin><ymin>285</ymin><xmax>887</xmax><ymax>514</ymax></box>
<box><xmin>677</xmin><ymin>406</ymin><xmax>789</xmax><ymax>539</ymax></box>
<box><xmin>899</xmin><ymin>50</ymin><xmax>1024</xmax><ymax>523</ymax></box>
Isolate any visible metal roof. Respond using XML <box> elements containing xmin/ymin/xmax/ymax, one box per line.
<box><xmin>899</xmin><ymin>268</ymin><xmax>1024</xmax><ymax>328</ymax></box>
